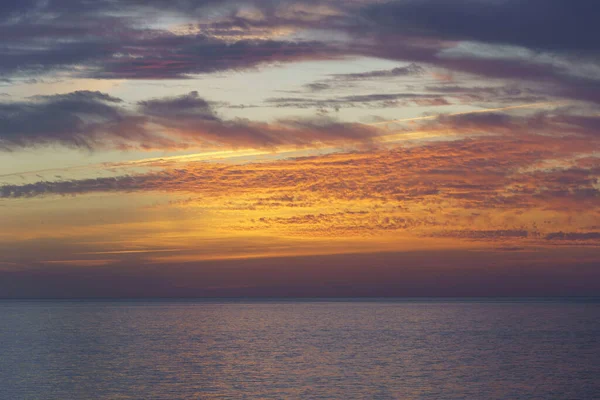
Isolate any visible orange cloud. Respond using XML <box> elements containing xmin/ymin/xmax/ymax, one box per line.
<box><xmin>2</xmin><ymin>120</ymin><xmax>598</xmax><ymax>257</ymax></box>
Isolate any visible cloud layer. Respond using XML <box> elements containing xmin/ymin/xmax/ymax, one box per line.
<box><xmin>2</xmin><ymin>117</ymin><xmax>598</xmax><ymax>246</ymax></box>
<box><xmin>0</xmin><ymin>90</ymin><xmax>381</xmax><ymax>151</ymax></box>
<box><xmin>2</xmin><ymin>88</ymin><xmax>599</xmax><ymax>152</ymax></box>
<box><xmin>2</xmin><ymin>0</ymin><xmax>600</xmax><ymax>298</ymax></box>
<box><xmin>0</xmin><ymin>0</ymin><xmax>599</xmax><ymax>108</ymax></box>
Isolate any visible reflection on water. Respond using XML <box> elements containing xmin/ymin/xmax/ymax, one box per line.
<box><xmin>1</xmin><ymin>299</ymin><xmax>599</xmax><ymax>399</ymax></box>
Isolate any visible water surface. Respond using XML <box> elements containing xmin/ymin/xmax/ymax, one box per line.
<box><xmin>1</xmin><ymin>298</ymin><xmax>599</xmax><ymax>399</ymax></box>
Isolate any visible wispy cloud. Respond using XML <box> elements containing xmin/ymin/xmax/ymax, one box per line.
<box><xmin>330</xmin><ymin>63</ymin><xmax>426</xmax><ymax>80</ymax></box>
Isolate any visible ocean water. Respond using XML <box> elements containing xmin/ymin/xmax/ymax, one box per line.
<box><xmin>1</xmin><ymin>299</ymin><xmax>599</xmax><ymax>400</ymax></box>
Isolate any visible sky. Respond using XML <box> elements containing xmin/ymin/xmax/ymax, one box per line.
<box><xmin>1</xmin><ymin>0</ymin><xmax>599</xmax><ymax>297</ymax></box>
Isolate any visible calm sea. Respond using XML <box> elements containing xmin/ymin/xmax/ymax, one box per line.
<box><xmin>1</xmin><ymin>299</ymin><xmax>599</xmax><ymax>399</ymax></box>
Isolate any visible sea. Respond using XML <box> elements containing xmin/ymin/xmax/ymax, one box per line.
<box><xmin>1</xmin><ymin>298</ymin><xmax>599</xmax><ymax>399</ymax></box>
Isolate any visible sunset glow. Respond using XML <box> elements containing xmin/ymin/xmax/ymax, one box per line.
<box><xmin>1</xmin><ymin>0</ymin><xmax>599</xmax><ymax>297</ymax></box>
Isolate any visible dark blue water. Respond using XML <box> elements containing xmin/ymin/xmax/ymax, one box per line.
<box><xmin>1</xmin><ymin>299</ymin><xmax>599</xmax><ymax>399</ymax></box>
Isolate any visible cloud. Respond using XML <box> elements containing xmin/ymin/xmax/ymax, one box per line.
<box><xmin>138</xmin><ymin>91</ymin><xmax>217</xmax><ymax>120</ymax></box>
<box><xmin>352</xmin><ymin>36</ymin><xmax>600</xmax><ymax>104</ymax></box>
<box><xmin>289</xmin><ymin>84</ymin><xmax>542</xmax><ymax>110</ymax></box>
<box><xmin>0</xmin><ymin>90</ymin><xmax>383</xmax><ymax>151</ymax></box>
<box><xmin>424</xmin><ymin>85</ymin><xmax>546</xmax><ymax>105</ymax></box>
<box><xmin>134</xmin><ymin>92</ymin><xmax>381</xmax><ymax>148</ymax></box>
<box><xmin>1</xmin><ymin>0</ymin><xmax>599</xmax><ymax>109</ymax></box>
<box><xmin>266</xmin><ymin>92</ymin><xmax>452</xmax><ymax>109</ymax></box>
<box><xmin>415</xmin><ymin>110</ymin><xmax>600</xmax><ymax>141</ymax></box>
<box><xmin>0</xmin><ymin>91</ymin><xmax>151</xmax><ymax>151</ymax></box>
<box><xmin>0</xmin><ymin>175</ymin><xmax>141</xmax><ymax>198</ymax></box>
<box><xmin>94</xmin><ymin>36</ymin><xmax>339</xmax><ymax>80</ymax></box>
<box><xmin>545</xmin><ymin>232</ymin><xmax>600</xmax><ymax>241</ymax></box>
<box><xmin>361</xmin><ymin>0</ymin><xmax>600</xmax><ymax>54</ymax></box>
<box><xmin>2</xmin><ymin>120</ymin><xmax>598</xmax><ymax>245</ymax></box>
<box><xmin>2</xmin><ymin>89</ymin><xmax>598</xmax><ymax>155</ymax></box>
<box><xmin>303</xmin><ymin>82</ymin><xmax>332</xmax><ymax>92</ymax></box>
<box><xmin>0</xmin><ymin>0</ymin><xmax>341</xmax><ymax>79</ymax></box>
<box><xmin>433</xmin><ymin>230</ymin><xmax>530</xmax><ymax>240</ymax></box>
<box><xmin>331</xmin><ymin>63</ymin><xmax>425</xmax><ymax>80</ymax></box>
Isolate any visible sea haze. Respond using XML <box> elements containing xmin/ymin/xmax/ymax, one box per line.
<box><xmin>1</xmin><ymin>298</ymin><xmax>599</xmax><ymax>399</ymax></box>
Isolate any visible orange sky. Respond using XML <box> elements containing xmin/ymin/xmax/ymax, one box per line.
<box><xmin>0</xmin><ymin>0</ymin><xmax>599</xmax><ymax>297</ymax></box>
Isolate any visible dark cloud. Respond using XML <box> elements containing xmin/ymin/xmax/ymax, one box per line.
<box><xmin>0</xmin><ymin>0</ymin><xmax>226</xmax><ymax>22</ymax></box>
<box><xmin>362</xmin><ymin>0</ymin><xmax>600</xmax><ymax>55</ymax></box>
<box><xmin>0</xmin><ymin>0</ymin><xmax>599</xmax><ymax>108</ymax></box>
<box><xmin>331</xmin><ymin>63</ymin><xmax>425</xmax><ymax>80</ymax></box>
<box><xmin>304</xmin><ymin>82</ymin><xmax>331</xmax><ymax>92</ymax></box>
<box><xmin>423</xmin><ymin>85</ymin><xmax>547</xmax><ymax>104</ymax></box>
<box><xmin>0</xmin><ymin>0</ymin><xmax>340</xmax><ymax>79</ymax></box>
<box><xmin>138</xmin><ymin>91</ymin><xmax>217</xmax><ymax>120</ymax></box>
<box><xmin>0</xmin><ymin>90</ymin><xmax>380</xmax><ymax>151</ymax></box>
<box><xmin>546</xmin><ymin>232</ymin><xmax>600</xmax><ymax>241</ymax></box>
<box><xmin>0</xmin><ymin>175</ymin><xmax>142</xmax><ymax>198</ymax></box>
<box><xmin>427</xmin><ymin>85</ymin><xmax>526</xmax><ymax>96</ymax></box>
<box><xmin>196</xmin><ymin>4</ymin><xmax>600</xmax><ymax>104</ymax></box>
<box><xmin>428</xmin><ymin>111</ymin><xmax>600</xmax><ymax>139</ymax></box>
<box><xmin>432</xmin><ymin>230</ymin><xmax>530</xmax><ymax>240</ymax></box>
<box><xmin>132</xmin><ymin>92</ymin><xmax>380</xmax><ymax>148</ymax></box>
<box><xmin>342</xmin><ymin>93</ymin><xmax>430</xmax><ymax>103</ymax></box>
<box><xmin>2</xmin><ymin>88</ymin><xmax>599</xmax><ymax>152</ymax></box>
<box><xmin>267</xmin><ymin>92</ymin><xmax>452</xmax><ymax>109</ymax></box>
<box><xmin>354</xmin><ymin>37</ymin><xmax>600</xmax><ymax>105</ymax></box>
<box><xmin>94</xmin><ymin>36</ymin><xmax>339</xmax><ymax>80</ymax></box>
<box><xmin>0</xmin><ymin>90</ymin><xmax>150</xmax><ymax>150</ymax></box>
<box><xmin>295</xmin><ymin>82</ymin><xmax>541</xmax><ymax>106</ymax></box>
